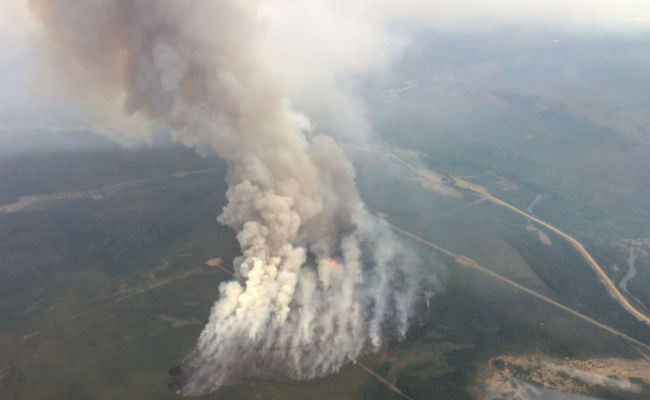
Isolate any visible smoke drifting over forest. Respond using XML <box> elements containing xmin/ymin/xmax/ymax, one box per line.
<box><xmin>29</xmin><ymin>0</ymin><xmax>437</xmax><ymax>395</ymax></box>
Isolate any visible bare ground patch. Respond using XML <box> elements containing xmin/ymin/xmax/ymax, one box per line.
<box><xmin>476</xmin><ymin>353</ymin><xmax>648</xmax><ymax>399</ymax></box>
<box><xmin>205</xmin><ymin>257</ymin><xmax>222</xmax><ymax>267</ymax></box>
<box><xmin>526</xmin><ymin>223</ymin><xmax>552</xmax><ymax>246</ymax></box>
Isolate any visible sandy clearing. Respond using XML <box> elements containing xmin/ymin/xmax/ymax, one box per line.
<box><xmin>479</xmin><ymin>353</ymin><xmax>648</xmax><ymax>399</ymax></box>
<box><xmin>205</xmin><ymin>257</ymin><xmax>222</xmax><ymax>267</ymax></box>
<box><xmin>526</xmin><ymin>223</ymin><xmax>552</xmax><ymax>246</ymax></box>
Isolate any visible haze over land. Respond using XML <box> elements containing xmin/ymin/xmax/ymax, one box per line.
<box><xmin>0</xmin><ymin>1</ymin><xmax>649</xmax><ymax>399</ymax></box>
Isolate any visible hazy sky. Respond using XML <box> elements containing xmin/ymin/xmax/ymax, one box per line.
<box><xmin>0</xmin><ymin>0</ymin><xmax>648</xmax><ymax>135</ymax></box>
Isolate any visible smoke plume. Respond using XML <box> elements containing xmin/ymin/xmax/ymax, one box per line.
<box><xmin>29</xmin><ymin>0</ymin><xmax>435</xmax><ymax>394</ymax></box>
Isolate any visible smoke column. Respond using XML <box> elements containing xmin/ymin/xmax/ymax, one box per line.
<box><xmin>29</xmin><ymin>0</ymin><xmax>435</xmax><ymax>394</ymax></box>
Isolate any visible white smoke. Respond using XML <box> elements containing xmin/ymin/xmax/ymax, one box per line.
<box><xmin>28</xmin><ymin>0</ymin><xmax>437</xmax><ymax>395</ymax></box>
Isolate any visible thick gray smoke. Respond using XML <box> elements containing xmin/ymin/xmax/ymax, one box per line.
<box><xmin>29</xmin><ymin>0</ymin><xmax>435</xmax><ymax>395</ymax></box>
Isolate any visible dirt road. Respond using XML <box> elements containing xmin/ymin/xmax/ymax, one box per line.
<box><xmin>381</xmin><ymin>218</ymin><xmax>650</xmax><ymax>353</ymax></box>
<box><xmin>381</xmin><ymin>149</ymin><xmax>650</xmax><ymax>327</ymax></box>
<box><xmin>452</xmin><ymin>176</ymin><xmax>650</xmax><ymax>327</ymax></box>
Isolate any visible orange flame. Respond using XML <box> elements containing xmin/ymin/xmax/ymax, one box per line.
<box><xmin>330</xmin><ymin>258</ymin><xmax>337</xmax><ymax>269</ymax></box>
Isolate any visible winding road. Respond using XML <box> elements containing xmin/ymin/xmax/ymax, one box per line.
<box><xmin>451</xmin><ymin>176</ymin><xmax>650</xmax><ymax>327</ymax></box>
<box><xmin>384</xmin><ymin>149</ymin><xmax>650</xmax><ymax>327</ymax></box>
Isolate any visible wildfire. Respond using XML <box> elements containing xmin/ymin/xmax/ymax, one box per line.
<box><xmin>330</xmin><ymin>258</ymin><xmax>338</xmax><ymax>269</ymax></box>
